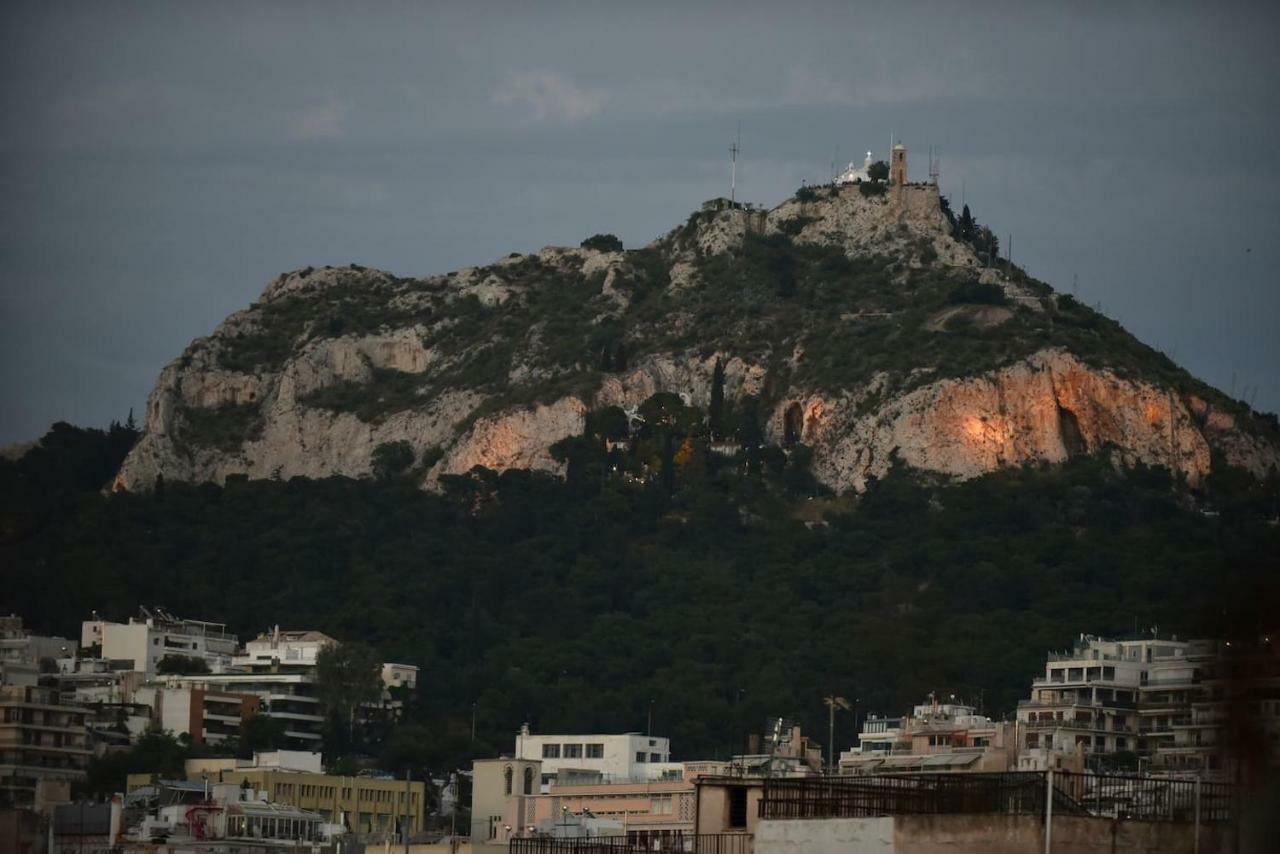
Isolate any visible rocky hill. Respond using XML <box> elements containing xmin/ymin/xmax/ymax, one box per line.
<box><xmin>114</xmin><ymin>183</ymin><xmax>1280</xmax><ymax>494</ymax></box>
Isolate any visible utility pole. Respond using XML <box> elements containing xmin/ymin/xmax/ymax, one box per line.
<box><xmin>823</xmin><ymin>695</ymin><xmax>851</xmax><ymax>776</ymax></box>
<box><xmin>404</xmin><ymin>769</ymin><xmax>412</xmax><ymax>854</ymax></box>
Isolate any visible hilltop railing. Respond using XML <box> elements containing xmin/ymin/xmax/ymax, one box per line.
<box><xmin>759</xmin><ymin>771</ymin><xmax>1235</xmax><ymax>824</ymax></box>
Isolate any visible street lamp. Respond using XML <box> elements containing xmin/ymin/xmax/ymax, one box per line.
<box><xmin>823</xmin><ymin>695</ymin><xmax>851</xmax><ymax>775</ymax></box>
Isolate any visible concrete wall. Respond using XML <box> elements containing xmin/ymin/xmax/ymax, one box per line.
<box><xmin>756</xmin><ymin>817</ymin><xmax>894</xmax><ymax>853</ymax></box>
<box><xmin>754</xmin><ymin>815</ymin><xmax>1241</xmax><ymax>854</ymax></box>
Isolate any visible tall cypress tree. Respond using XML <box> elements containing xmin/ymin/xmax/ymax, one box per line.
<box><xmin>708</xmin><ymin>358</ymin><xmax>726</xmax><ymax>440</ymax></box>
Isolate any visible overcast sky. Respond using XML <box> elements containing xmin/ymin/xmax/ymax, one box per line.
<box><xmin>2</xmin><ymin>1</ymin><xmax>1277</xmax><ymax>444</ymax></box>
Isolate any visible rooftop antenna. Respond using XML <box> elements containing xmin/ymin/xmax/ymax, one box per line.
<box><xmin>730</xmin><ymin>123</ymin><xmax>740</xmax><ymax>204</ymax></box>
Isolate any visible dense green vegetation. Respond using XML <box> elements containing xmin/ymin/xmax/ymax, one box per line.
<box><xmin>4</xmin><ymin>422</ymin><xmax>1277</xmax><ymax>776</ymax></box>
<box><xmin>176</xmin><ymin>402</ymin><xmax>264</xmax><ymax>451</ymax></box>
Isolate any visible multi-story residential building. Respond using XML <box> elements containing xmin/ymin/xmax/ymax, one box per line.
<box><xmin>1016</xmin><ymin>635</ymin><xmax>1155</xmax><ymax>768</ymax></box>
<box><xmin>0</xmin><ymin>685</ymin><xmax>91</xmax><ymax>806</ymax></box>
<box><xmin>231</xmin><ymin>628</ymin><xmax>337</xmax><ymax>673</ymax></box>
<box><xmin>0</xmin><ymin>615</ymin><xmax>73</xmax><ymax>687</ymax></box>
<box><xmin>839</xmin><ymin>699</ymin><xmax>1016</xmax><ymax>775</ymax></box>
<box><xmin>1015</xmin><ymin>634</ymin><xmax>1233</xmax><ymax>773</ymax></box>
<box><xmin>131</xmin><ymin>684</ymin><xmax>261</xmax><ymax>747</ymax></box>
<box><xmin>513</xmin><ymin>726</ymin><xmax>683</xmax><ymax>792</ymax></box>
<box><xmin>80</xmin><ymin>608</ymin><xmax>238</xmax><ymax>676</ymax></box>
<box><xmin>232</xmin><ymin>628</ymin><xmax>418</xmax><ymax>724</ymax></box>
<box><xmin>149</xmin><ymin>672</ymin><xmax>324</xmax><ymax>749</ymax></box>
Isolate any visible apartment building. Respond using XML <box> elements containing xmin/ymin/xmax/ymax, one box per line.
<box><xmin>232</xmin><ymin>628</ymin><xmax>336</xmax><ymax>673</ymax></box>
<box><xmin>514</xmin><ymin>725</ymin><xmax>682</xmax><ymax>791</ymax></box>
<box><xmin>150</xmin><ymin>672</ymin><xmax>324</xmax><ymax>749</ymax></box>
<box><xmin>1014</xmin><ymin>634</ymin><xmax>1239</xmax><ymax>773</ymax></box>
<box><xmin>839</xmin><ymin>698</ymin><xmax>1015</xmax><ymax>775</ymax></box>
<box><xmin>0</xmin><ymin>685</ymin><xmax>91</xmax><ymax>806</ymax></box>
<box><xmin>80</xmin><ymin>608</ymin><xmax>238</xmax><ymax>676</ymax></box>
<box><xmin>132</xmin><ymin>684</ymin><xmax>261</xmax><ymax>747</ymax></box>
<box><xmin>0</xmin><ymin>615</ymin><xmax>73</xmax><ymax>688</ymax></box>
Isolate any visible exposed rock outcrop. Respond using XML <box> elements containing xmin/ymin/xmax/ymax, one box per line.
<box><xmin>114</xmin><ymin>188</ymin><xmax>1280</xmax><ymax>495</ymax></box>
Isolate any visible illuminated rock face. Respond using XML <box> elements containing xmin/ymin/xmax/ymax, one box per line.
<box><xmin>770</xmin><ymin>350</ymin><xmax>1280</xmax><ymax>493</ymax></box>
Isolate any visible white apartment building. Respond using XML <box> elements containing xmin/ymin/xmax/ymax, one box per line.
<box><xmin>513</xmin><ymin>726</ymin><xmax>682</xmax><ymax>792</ymax></box>
<box><xmin>1016</xmin><ymin>634</ymin><xmax>1207</xmax><ymax>770</ymax></box>
<box><xmin>232</xmin><ymin>628</ymin><xmax>337</xmax><ymax>673</ymax></box>
<box><xmin>81</xmin><ymin>608</ymin><xmax>238</xmax><ymax>676</ymax></box>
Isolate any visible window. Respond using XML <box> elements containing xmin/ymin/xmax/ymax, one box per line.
<box><xmin>586</xmin><ymin>744</ymin><xmax>604</xmax><ymax>759</ymax></box>
<box><xmin>635</xmin><ymin>752</ymin><xmax>647</xmax><ymax>763</ymax></box>
<box><xmin>542</xmin><ymin>744</ymin><xmax>561</xmax><ymax>759</ymax></box>
<box><xmin>563</xmin><ymin>744</ymin><xmax>582</xmax><ymax>758</ymax></box>
<box><xmin>504</xmin><ymin>766</ymin><xmax>513</xmax><ymax>796</ymax></box>
<box><xmin>523</xmin><ymin>767</ymin><xmax>534</xmax><ymax>795</ymax></box>
<box><xmin>727</xmin><ymin>787</ymin><xmax>748</xmax><ymax>829</ymax></box>
<box><xmin>650</xmin><ymin>753</ymin><xmax>661</xmax><ymax>762</ymax></box>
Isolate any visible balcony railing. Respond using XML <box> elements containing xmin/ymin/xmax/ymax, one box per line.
<box><xmin>509</xmin><ymin>834</ymin><xmax>750</xmax><ymax>853</ymax></box>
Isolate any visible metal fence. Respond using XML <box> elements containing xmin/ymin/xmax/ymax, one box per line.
<box><xmin>509</xmin><ymin>833</ymin><xmax>751</xmax><ymax>854</ymax></box>
<box><xmin>762</xmin><ymin>773</ymin><xmax>1059</xmax><ymax>820</ymax></box>
<box><xmin>759</xmin><ymin>771</ymin><xmax>1235</xmax><ymax>824</ymax></box>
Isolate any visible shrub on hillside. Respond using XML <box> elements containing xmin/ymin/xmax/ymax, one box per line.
<box><xmin>372</xmin><ymin>441</ymin><xmax>415</xmax><ymax>480</ymax></box>
<box><xmin>947</xmin><ymin>280</ymin><xmax>1007</xmax><ymax>306</ymax></box>
<box><xmin>580</xmin><ymin>234</ymin><xmax>624</xmax><ymax>253</ymax></box>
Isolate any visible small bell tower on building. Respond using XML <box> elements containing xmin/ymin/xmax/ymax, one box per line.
<box><xmin>890</xmin><ymin>142</ymin><xmax>908</xmax><ymax>186</ymax></box>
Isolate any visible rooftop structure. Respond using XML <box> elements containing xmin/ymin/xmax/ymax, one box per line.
<box><xmin>80</xmin><ymin>607</ymin><xmax>237</xmax><ymax>677</ymax></box>
<box><xmin>231</xmin><ymin>626</ymin><xmax>337</xmax><ymax>673</ymax></box>
<box><xmin>840</xmin><ymin>697</ymin><xmax>1015</xmax><ymax>776</ymax></box>
<box><xmin>513</xmin><ymin>726</ymin><xmax>682</xmax><ymax>792</ymax></box>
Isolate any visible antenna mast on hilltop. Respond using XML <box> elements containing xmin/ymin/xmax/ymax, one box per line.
<box><xmin>730</xmin><ymin>123</ymin><xmax>741</xmax><ymax>204</ymax></box>
<box><xmin>928</xmin><ymin>146</ymin><xmax>940</xmax><ymax>186</ymax></box>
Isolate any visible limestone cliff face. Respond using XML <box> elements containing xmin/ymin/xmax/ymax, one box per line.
<box><xmin>779</xmin><ymin>349</ymin><xmax>1257</xmax><ymax>493</ymax></box>
<box><xmin>115</xmin><ymin>187</ymin><xmax>1280</xmax><ymax>493</ymax></box>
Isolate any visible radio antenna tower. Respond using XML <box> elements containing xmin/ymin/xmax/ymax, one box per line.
<box><xmin>928</xmin><ymin>146</ymin><xmax>940</xmax><ymax>186</ymax></box>
<box><xmin>730</xmin><ymin>123</ymin><xmax>740</xmax><ymax>204</ymax></box>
